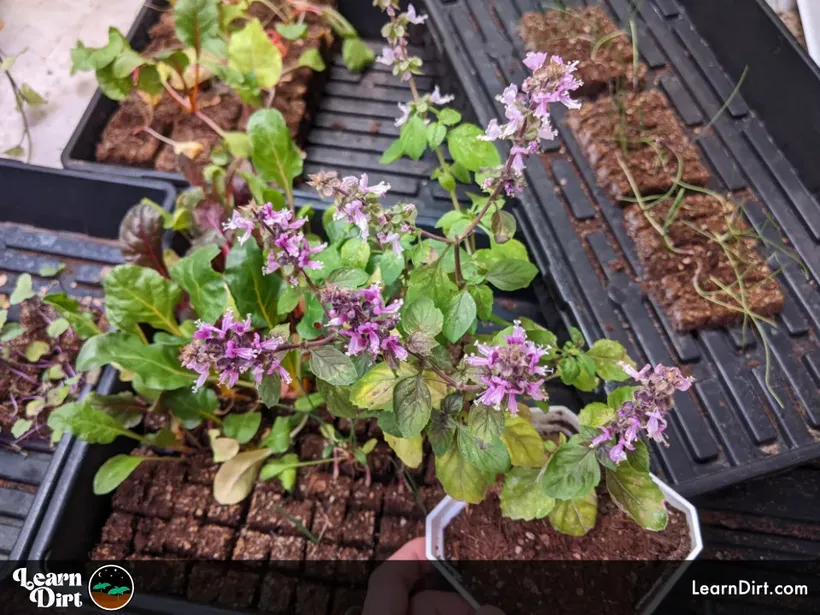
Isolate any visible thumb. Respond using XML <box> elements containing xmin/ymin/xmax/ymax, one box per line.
<box><xmin>476</xmin><ymin>607</ymin><xmax>506</xmax><ymax>615</ymax></box>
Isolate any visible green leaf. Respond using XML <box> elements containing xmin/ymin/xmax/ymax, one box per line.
<box><xmin>10</xmin><ymin>274</ymin><xmax>34</xmax><ymax>305</ymax></box>
<box><xmin>174</xmin><ymin>0</ymin><xmax>220</xmax><ymax>50</ymax></box>
<box><xmin>104</xmin><ymin>264</ymin><xmax>183</xmax><ymax>335</ymax></box>
<box><xmin>310</xmin><ymin>346</ymin><xmax>359</xmax><ymax>386</ymax></box>
<box><xmin>467</xmin><ymin>403</ymin><xmax>504</xmax><ymax>444</ymax></box>
<box><xmin>379</xmin><ymin>251</ymin><xmax>404</xmax><ymax>285</ymax></box>
<box><xmin>606</xmin><ymin>465</ymin><xmax>668</xmax><ymax>531</ymax></box>
<box><xmin>342</xmin><ymin>38</ymin><xmax>375</xmax><ymax>72</ymax></box>
<box><xmin>112</xmin><ymin>46</ymin><xmax>145</xmax><ymax>79</ymax></box>
<box><xmin>137</xmin><ymin>64</ymin><xmax>163</xmax><ymax>95</ymax></box>
<box><xmin>384</xmin><ymin>433</ymin><xmax>424</xmax><ymax>468</ymax></box>
<box><xmin>259</xmin><ymin>452</ymin><xmax>299</xmax><ymax>491</ymax></box>
<box><xmin>45</xmin><ymin>318</ymin><xmax>70</xmax><ymax>341</ymax></box>
<box><xmin>442</xmin><ymin>290</ymin><xmax>476</xmax><ymax>343</ymax></box>
<box><xmin>429</xmin><ymin>411</ymin><xmax>457</xmax><ymax>458</ymax></box>
<box><xmin>70</xmin><ymin>30</ymin><xmax>123</xmax><ymax>73</ymax></box>
<box><xmin>43</xmin><ymin>293</ymin><xmax>101</xmax><ymax>339</ymax></box>
<box><xmin>457</xmin><ymin>431</ymin><xmax>511</xmax><ymax>474</ymax></box>
<box><xmin>258</xmin><ymin>374</ymin><xmax>282</xmax><ymax>408</ymax></box>
<box><xmin>317</xmin><ymin>380</ymin><xmax>358</xmax><ymax>419</ymax></box>
<box><xmin>276</xmin><ymin>23</ymin><xmax>308</xmax><ymax>40</ymax></box>
<box><xmin>578</xmin><ymin>402</ymin><xmax>616</xmax><ymax>428</ymax></box>
<box><xmin>485</xmin><ymin>259</ymin><xmax>538</xmax><ymax>291</ymax></box>
<box><xmin>95</xmin><ymin>63</ymin><xmax>133</xmax><ymax>100</ymax></box>
<box><xmin>3</xmin><ymin>145</ymin><xmax>24</xmax><ymax>158</ymax></box>
<box><xmin>405</xmin><ymin>263</ymin><xmax>457</xmax><ymax>312</ymax></box>
<box><xmin>229</xmin><ymin>18</ymin><xmax>283</xmax><ymax>89</ymax></box>
<box><xmin>213</xmin><ymin>448</ymin><xmax>274</xmax><ymax>505</ymax></box>
<box><xmin>608</xmin><ymin>386</ymin><xmax>639</xmax><ymax>410</ymax></box>
<box><xmin>225</xmin><ymin>239</ymin><xmax>281</xmax><ymax>329</ymax></box>
<box><xmin>39</xmin><ymin>263</ymin><xmax>65</xmax><ymax>277</ymax></box>
<box><xmin>169</xmin><ymin>245</ymin><xmax>226</xmax><ymax>324</ymax></box>
<box><xmin>223</xmin><ymin>412</ymin><xmax>263</xmax><ymax>444</ymax></box>
<box><xmin>438</xmin><ymin>108</ymin><xmax>462</xmax><ymax>126</ymax></box>
<box><xmin>248</xmin><ymin>109</ymin><xmax>303</xmax><ymax>195</ymax></box>
<box><xmin>0</xmin><ymin>310</ymin><xmax>6</xmax><ymax>329</ymax></box>
<box><xmin>340</xmin><ymin>238</ymin><xmax>370</xmax><ymax>269</ymax></box>
<box><xmin>399</xmin><ymin>116</ymin><xmax>428</xmax><ymax>161</ymax></box>
<box><xmin>47</xmin><ymin>401</ymin><xmax>140</xmax><ymax>444</ymax></box>
<box><xmin>501</xmin><ymin>417</ymin><xmax>545</xmax><ymax>468</ymax></box>
<box><xmin>468</xmin><ymin>284</ymin><xmax>494</xmax><ymax>321</ymax></box>
<box><xmin>377</xmin><ymin>410</ymin><xmax>403</xmax><ymax>438</ymax></box>
<box><xmin>401</xmin><ymin>296</ymin><xmax>443</xmax><ymax>337</ymax></box>
<box><xmin>165</xmin><ymin>387</ymin><xmax>219</xmax><ymax>429</ymax></box>
<box><xmin>447</xmin><ymin>123</ymin><xmax>501</xmax><ymax>172</ymax></box>
<box><xmin>586</xmin><ymin>339</ymin><xmax>635</xmax><ymax>381</ymax></box>
<box><xmin>541</xmin><ymin>438</ymin><xmax>601</xmax><ymax>500</ymax></box>
<box><xmin>77</xmin><ymin>332</ymin><xmax>195</xmax><ymax>390</ymax></box>
<box><xmin>350</xmin><ymin>362</ymin><xmax>409</xmax><ymax>409</ymax></box>
<box><xmin>93</xmin><ymin>455</ymin><xmax>146</xmax><ymax>495</ymax></box>
<box><xmin>262</xmin><ymin>416</ymin><xmax>292</xmax><ymax>454</ymax></box>
<box><xmin>24</xmin><ymin>341</ymin><xmax>50</xmax><ymax>362</ymax></box>
<box><xmin>393</xmin><ymin>376</ymin><xmax>432</xmax><ymax>437</ymax></box>
<box><xmin>296</xmin><ymin>293</ymin><xmax>324</xmax><ymax>340</ymax></box>
<box><xmin>500</xmin><ymin>467</ymin><xmax>556</xmax><ymax>521</ymax></box>
<box><xmin>223</xmin><ymin>131</ymin><xmax>251</xmax><ymax>159</ymax></box>
<box><xmin>0</xmin><ymin>323</ymin><xmax>25</xmax><ymax>342</ymax></box>
<box><xmin>11</xmin><ymin>419</ymin><xmax>32</xmax><ymax>439</ymax></box>
<box><xmin>427</xmin><ymin>122</ymin><xmax>447</xmax><ymax>149</ymax></box>
<box><xmin>549</xmin><ymin>491</ymin><xmax>598</xmax><ymax>536</ymax></box>
<box><xmin>298</xmin><ymin>48</ymin><xmax>326</xmax><ymax>71</ymax></box>
<box><xmin>379</xmin><ymin>139</ymin><xmax>404</xmax><ymax>165</ymax></box>
<box><xmin>277</xmin><ymin>285</ymin><xmax>303</xmax><ymax>315</ymax></box>
<box><xmin>436</xmin><ymin>445</ymin><xmax>493</xmax><ymax>504</ymax></box>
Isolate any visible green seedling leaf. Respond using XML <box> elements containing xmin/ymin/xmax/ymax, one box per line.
<box><xmin>43</xmin><ymin>293</ymin><xmax>101</xmax><ymax>339</ymax></box>
<box><xmin>229</xmin><ymin>18</ymin><xmax>283</xmax><ymax>88</ymax></box>
<box><xmin>24</xmin><ymin>341</ymin><xmax>50</xmax><ymax>362</ymax></box>
<box><xmin>104</xmin><ymin>264</ymin><xmax>182</xmax><ymax>335</ymax></box>
<box><xmin>39</xmin><ymin>263</ymin><xmax>65</xmax><ymax>277</ymax></box>
<box><xmin>48</xmin><ymin>401</ymin><xmax>140</xmax><ymax>444</ymax></box>
<box><xmin>175</xmin><ymin>0</ymin><xmax>220</xmax><ymax>49</ymax></box>
<box><xmin>248</xmin><ymin>108</ymin><xmax>302</xmax><ymax>196</ymax></box>
<box><xmin>10</xmin><ymin>274</ymin><xmax>34</xmax><ymax>305</ymax></box>
<box><xmin>11</xmin><ymin>419</ymin><xmax>32</xmax><ymax>439</ymax></box>
<box><xmin>165</xmin><ymin>387</ymin><xmax>219</xmax><ymax>429</ymax></box>
<box><xmin>45</xmin><ymin>318</ymin><xmax>70</xmax><ymax>338</ymax></box>
<box><xmin>223</xmin><ymin>411</ymin><xmax>263</xmax><ymax>444</ymax></box>
<box><xmin>93</xmin><ymin>454</ymin><xmax>147</xmax><ymax>495</ymax></box>
<box><xmin>298</xmin><ymin>48</ymin><xmax>326</xmax><ymax>71</ymax></box>
<box><xmin>262</xmin><ymin>416</ymin><xmax>292</xmax><ymax>454</ymax></box>
<box><xmin>342</xmin><ymin>38</ymin><xmax>375</xmax><ymax>72</ymax></box>
<box><xmin>276</xmin><ymin>23</ymin><xmax>308</xmax><ymax>40</ymax></box>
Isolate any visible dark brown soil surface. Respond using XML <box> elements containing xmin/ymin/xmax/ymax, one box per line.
<box><xmin>444</xmin><ymin>490</ymin><xmax>691</xmax><ymax>615</ymax></box>
<box><xmin>567</xmin><ymin>90</ymin><xmax>710</xmax><ymax>202</ymax></box>
<box><xmin>446</xmin><ymin>489</ymin><xmax>690</xmax><ymax>561</ymax></box>
<box><xmin>0</xmin><ymin>299</ymin><xmax>101</xmax><ymax>441</ymax></box>
<box><xmin>90</xmin><ymin>421</ymin><xmax>437</xmax><ymax>608</ymax></box>
<box><xmin>94</xmin><ymin>1</ymin><xmax>334</xmax><ymax>176</ymax></box>
<box><xmin>520</xmin><ymin>6</ymin><xmax>649</xmax><ymax>98</ymax></box>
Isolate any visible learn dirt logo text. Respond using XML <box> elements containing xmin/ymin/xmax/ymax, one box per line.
<box><xmin>88</xmin><ymin>565</ymin><xmax>135</xmax><ymax>611</ymax></box>
<box><xmin>12</xmin><ymin>568</ymin><xmax>83</xmax><ymax>608</ymax></box>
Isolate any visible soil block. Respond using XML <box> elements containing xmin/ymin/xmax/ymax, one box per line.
<box><xmin>567</xmin><ymin>91</ymin><xmax>711</xmax><ymax>201</ymax></box>
<box><xmin>519</xmin><ymin>6</ymin><xmax>649</xmax><ymax>97</ymax></box>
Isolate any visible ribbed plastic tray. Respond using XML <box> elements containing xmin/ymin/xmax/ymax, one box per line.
<box><xmin>0</xmin><ymin>160</ymin><xmax>175</xmax><ymax>564</ymax></box>
<box><xmin>429</xmin><ymin>0</ymin><xmax>820</xmax><ymax>496</ymax></box>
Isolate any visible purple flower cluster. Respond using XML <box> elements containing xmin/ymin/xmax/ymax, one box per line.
<box><xmin>224</xmin><ymin>206</ymin><xmax>325</xmax><ymax>284</ymax></box>
<box><xmin>307</xmin><ymin>172</ymin><xmax>417</xmax><ymax>255</ymax></box>
<box><xmin>320</xmin><ymin>283</ymin><xmax>407</xmax><ymax>368</ymax></box>
<box><xmin>591</xmin><ymin>364</ymin><xmax>694</xmax><ymax>464</ymax></box>
<box><xmin>479</xmin><ymin>53</ymin><xmax>583</xmax><ymax>196</ymax></box>
<box><xmin>180</xmin><ymin>310</ymin><xmax>291</xmax><ymax>390</ymax></box>
<box><xmin>466</xmin><ymin>322</ymin><xmax>550</xmax><ymax>414</ymax></box>
<box><xmin>375</xmin><ymin>2</ymin><xmax>426</xmax><ymax>82</ymax></box>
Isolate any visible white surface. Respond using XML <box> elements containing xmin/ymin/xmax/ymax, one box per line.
<box><xmin>0</xmin><ymin>0</ymin><xmax>145</xmax><ymax>168</ymax></box>
<box><xmin>797</xmin><ymin>0</ymin><xmax>820</xmax><ymax>62</ymax></box>
<box><xmin>767</xmin><ymin>0</ymin><xmax>797</xmax><ymax>11</ymax></box>
<box><xmin>425</xmin><ymin>406</ymin><xmax>703</xmax><ymax>615</ymax></box>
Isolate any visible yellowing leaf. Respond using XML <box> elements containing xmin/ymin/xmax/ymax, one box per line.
<box><xmin>213</xmin><ymin>448</ymin><xmax>273</xmax><ymax>505</ymax></box>
<box><xmin>501</xmin><ymin>417</ymin><xmax>545</xmax><ymax>467</ymax></box>
<box><xmin>229</xmin><ymin>18</ymin><xmax>283</xmax><ymax>89</ymax></box>
<box><xmin>384</xmin><ymin>433</ymin><xmax>423</xmax><ymax>468</ymax></box>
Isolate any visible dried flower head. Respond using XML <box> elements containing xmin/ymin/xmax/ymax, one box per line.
<box><xmin>180</xmin><ymin>310</ymin><xmax>290</xmax><ymax>390</ymax></box>
<box><xmin>466</xmin><ymin>322</ymin><xmax>551</xmax><ymax>414</ymax></box>
<box><xmin>591</xmin><ymin>364</ymin><xmax>694</xmax><ymax>464</ymax></box>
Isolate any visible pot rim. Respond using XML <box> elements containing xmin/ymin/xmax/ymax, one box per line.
<box><xmin>423</xmin><ymin>405</ymin><xmax>703</xmax><ymax>613</ymax></box>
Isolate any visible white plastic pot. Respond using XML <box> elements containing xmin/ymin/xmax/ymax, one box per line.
<box><xmin>424</xmin><ymin>406</ymin><xmax>703</xmax><ymax>614</ymax></box>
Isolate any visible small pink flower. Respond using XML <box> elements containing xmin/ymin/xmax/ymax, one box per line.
<box><xmin>430</xmin><ymin>86</ymin><xmax>454</xmax><ymax>105</ymax></box>
<box><xmin>223</xmin><ymin>211</ymin><xmax>255</xmax><ymax>244</ymax></box>
<box><xmin>406</xmin><ymin>4</ymin><xmax>427</xmax><ymax>25</ymax></box>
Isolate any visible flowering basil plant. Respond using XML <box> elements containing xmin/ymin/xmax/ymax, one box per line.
<box><xmin>50</xmin><ymin>1</ymin><xmax>692</xmax><ymax>535</ymax></box>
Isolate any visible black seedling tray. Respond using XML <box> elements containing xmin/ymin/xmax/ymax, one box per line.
<box><xmin>429</xmin><ymin>0</ymin><xmax>820</xmax><ymax>497</ymax></box>
<box><xmin>0</xmin><ymin>159</ymin><xmax>175</xmax><ymax>568</ymax></box>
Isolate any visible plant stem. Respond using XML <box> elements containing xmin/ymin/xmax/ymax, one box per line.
<box><xmin>162</xmin><ymin>80</ymin><xmax>192</xmax><ymax>112</ymax></box>
<box><xmin>417</xmin><ymin>228</ymin><xmax>453</xmax><ymax>244</ymax></box>
<box><xmin>0</xmin><ymin>51</ymin><xmax>34</xmax><ymax>162</ymax></box>
<box><xmin>195</xmin><ymin>110</ymin><xmax>225</xmax><ymax>138</ymax></box>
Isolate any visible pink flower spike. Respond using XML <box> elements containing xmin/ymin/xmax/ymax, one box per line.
<box><xmin>523</xmin><ymin>51</ymin><xmax>548</xmax><ymax>71</ymax></box>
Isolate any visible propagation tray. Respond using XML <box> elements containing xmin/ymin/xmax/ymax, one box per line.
<box><xmin>0</xmin><ymin>160</ymin><xmax>175</xmax><ymax>566</ymax></box>
<box><xmin>427</xmin><ymin>0</ymin><xmax>820</xmax><ymax>496</ymax></box>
